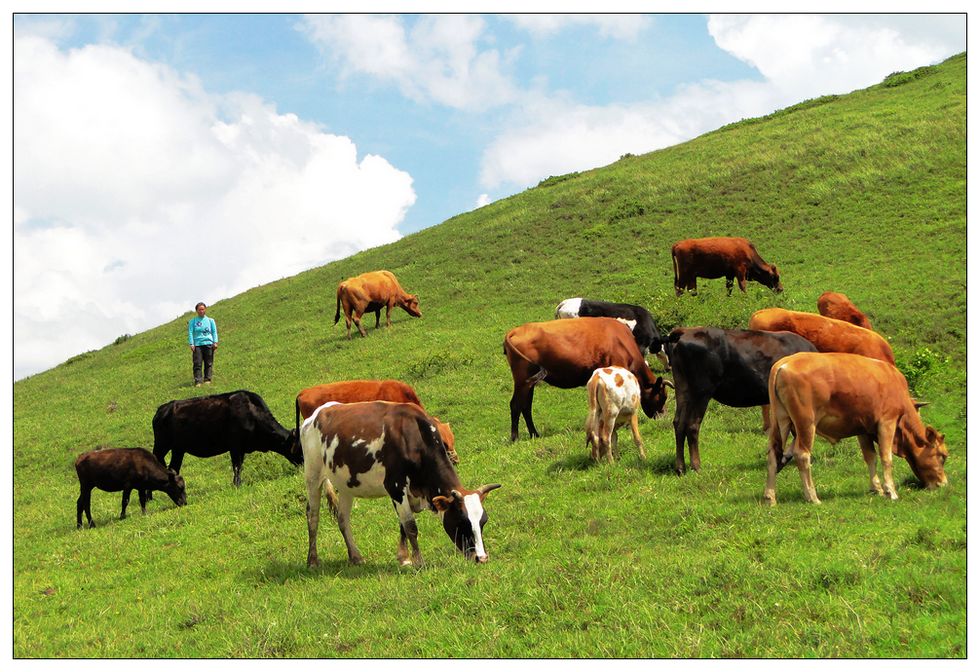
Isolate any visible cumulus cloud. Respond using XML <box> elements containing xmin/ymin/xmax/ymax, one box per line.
<box><xmin>475</xmin><ymin>193</ymin><xmax>491</xmax><ymax>209</ymax></box>
<box><xmin>14</xmin><ymin>35</ymin><xmax>415</xmax><ymax>379</ymax></box>
<box><xmin>506</xmin><ymin>14</ymin><xmax>652</xmax><ymax>41</ymax></box>
<box><xmin>299</xmin><ymin>14</ymin><xmax>520</xmax><ymax>110</ymax></box>
<box><xmin>480</xmin><ymin>14</ymin><xmax>964</xmax><ymax>190</ymax></box>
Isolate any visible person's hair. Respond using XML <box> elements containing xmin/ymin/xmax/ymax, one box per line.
<box><xmin>195</xmin><ymin>302</ymin><xmax>206</xmax><ymax>310</ymax></box>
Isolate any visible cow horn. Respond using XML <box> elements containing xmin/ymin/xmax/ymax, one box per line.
<box><xmin>663</xmin><ymin>379</ymin><xmax>675</xmax><ymax>389</ymax></box>
<box><xmin>913</xmin><ymin>400</ymin><xmax>930</xmax><ymax>410</ymax></box>
<box><xmin>476</xmin><ymin>484</ymin><xmax>502</xmax><ymax>496</ymax></box>
<box><xmin>451</xmin><ymin>489</ymin><xmax>463</xmax><ymax>501</ymax></box>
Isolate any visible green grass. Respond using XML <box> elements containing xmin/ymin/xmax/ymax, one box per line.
<box><xmin>13</xmin><ymin>53</ymin><xmax>966</xmax><ymax>658</ymax></box>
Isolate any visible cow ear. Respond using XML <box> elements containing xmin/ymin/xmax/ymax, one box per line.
<box><xmin>432</xmin><ymin>495</ymin><xmax>454</xmax><ymax>512</ymax></box>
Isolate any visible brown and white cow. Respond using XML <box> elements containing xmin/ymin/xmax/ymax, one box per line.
<box><xmin>295</xmin><ymin>379</ymin><xmax>458</xmax><ymax>463</ymax></box>
<box><xmin>749</xmin><ymin>308</ymin><xmax>894</xmax><ymax>364</ymax></box>
<box><xmin>334</xmin><ymin>270</ymin><xmax>421</xmax><ymax>339</ymax></box>
<box><xmin>817</xmin><ymin>291</ymin><xmax>873</xmax><ymax>330</ymax></box>
<box><xmin>301</xmin><ymin>401</ymin><xmax>500</xmax><ymax>567</ymax></box>
<box><xmin>585</xmin><ymin>367</ymin><xmax>646</xmax><ymax>462</ymax></box>
<box><xmin>764</xmin><ymin>352</ymin><xmax>948</xmax><ymax>506</ymax></box>
<box><xmin>503</xmin><ymin>318</ymin><xmax>669</xmax><ymax>441</ymax></box>
<box><xmin>672</xmin><ymin>237</ymin><xmax>783</xmax><ymax>296</ymax></box>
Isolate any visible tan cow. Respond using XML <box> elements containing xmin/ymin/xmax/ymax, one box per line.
<box><xmin>334</xmin><ymin>270</ymin><xmax>421</xmax><ymax>338</ymax></box>
<box><xmin>585</xmin><ymin>367</ymin><xmax>646</xmax><ymax>463</ymax></box>
<box><xmin>817</xmin><ymin>291</ymin><xmax>873</xmax><ymax>330</ymax></box>
<box><xmin>672</xmin><ymin>237</ymin><xmax>783</xmax><ymax>296</ymax></box>
<box><xmin>749</xmin><ymin>308</ymin><xmax>893</xmax><ymax>363</ymax></box>
<box><xmin>764</xmin><ymin>352</ymin><xmax>948</xmax><ymax>506</ymax></box>
<box><xmin>295</xmin><ymin>379</ymin><xmax>457</xmax><ymax>463</ymax></box>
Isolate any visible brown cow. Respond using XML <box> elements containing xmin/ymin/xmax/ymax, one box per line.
<box><xmin>817</xmin><ymin>291</ymin><xmax>873</xmax><ymax>330</ymax></box>
<box><xmin>764</xmin><ymin>352</ymin><xmax>948</xmax><ymax>505</ymax></box>
<box><xmin>672</xmin><ymin>237</ymin><xmax>783</xmax><ymax>296</ymax></box>
<box><xmin>295</xmin><ymin>379</ymin><xmax>458</xmax><ymax>463</ymax></box>
<box><xmin>503</xmin><ymin>317</ymin><xmax>670</xmax><ymax>441</ymax></box>
<box><xmin>749</xmin><ymin>308</ymin><xmax>894</xmax><ymax>363</ymax></box>
<box><xmin>334</xmin><ymin>270</ymin><xmax>421</xmax><ymax>338</ymax></box>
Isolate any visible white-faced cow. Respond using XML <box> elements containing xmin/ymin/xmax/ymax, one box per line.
<box><xmin>75</xmin><ymin>447</ymin><xmax>187</xmax><ymax>529</ymax></box>
<box><xmin>503</xmin><ymin>318</ymin><xmax>669</xmax><ymax>442</ymax></box>
<box><xmin>585</xmin><ymin>367</ymin><xmax>646</xmax><ymax>463</ymax></box>
<box><xmin>334</xmin><ymin>270</ymin><xmax>421</xmax><ymax>339</ymax></box>
<box><xmin>764</xmin><ymin>352</ymin><xmax>948</xmax><ymax>505</ymax></box>
<box><xmin>672</xmin><ymin>236</ymin><xmax>783</xmax><ymax>296</ymax></box>
<box><xmin>555</xmin><ymin>298</ymin><xmax>669</xmax><ymax>368</ymax></box>
<box><xmin>301</xmin><ymin>400</ymin><xmax>500</xmax><ymax>567</ymax></box>
<box><xmin>666</xmin><ymin>327</ymin><xmax>817</xmax><ymax>475</ymax></box>
<box><xmin>152</xmin><ymin>390</ymin><xmax>302</xmax><ymax>488</ymax></box>
<box><xmin>295</xmin><ymin>379</ymin><xmax>458</xmax><ymax>463</ymax></box>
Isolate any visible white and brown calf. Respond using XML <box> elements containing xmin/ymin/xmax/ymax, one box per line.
<box><xmin>301</xmin><ymin>400</ymin><xmax>499</xmax><ymax>567</ymax></box>
<box><xmin>585</xmin><ymin>367</ymin><xmax>646</xmax><ymax>462</ymax></box>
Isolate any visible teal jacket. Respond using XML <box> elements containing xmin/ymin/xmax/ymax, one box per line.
<box><xmin>188</xmin><ymin>316</ymin><xmax>218</xmax><ymax>347</ymax></box>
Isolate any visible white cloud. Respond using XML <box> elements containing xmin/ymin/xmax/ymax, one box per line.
<box><xmin>299</xmin><ymin>14</ymin><xmax>519</xmax><ymax>110</ymax></box>
<box><xmin>506</xmin><ymin>14</ymin><xmax>652</xmax><ymax>41</ymax></box>
<box><xmin>14</xmin><ymin>35</ymin><xmax>415</xmax><ymax>379</ymax></box>
<box><xmin>480</xmin><ymin>14</ymin><xmax>964</xmax><ymax>190</ymax></box>
<box><xmin>475</xmin><ymin>193</ymin><xmax>491</xmax><ymax>209</ymax></box>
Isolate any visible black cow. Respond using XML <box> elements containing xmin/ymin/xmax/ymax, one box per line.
<box><xmin>75</xmin><ymin>447</ymin><xmax>187</xmax><ymax>529</ymax></box>
<box><xmin>152</xmin><ymin>389</ymin><xmax>302</xmax><ymax>488</ymax></box>
<box><xmin>666</xmin><ymin>327</ymin><xmax>817</xmax><ymax>475</ymax></box>
<box><xmin>301</xmin><ymin>400</ymin><xmax>500</xmax><ymax>567</ymax></box>
<box><xmin>555</xmin><ymin>298</ymin><xmax>668</xmax><ymax>367</ymax></box>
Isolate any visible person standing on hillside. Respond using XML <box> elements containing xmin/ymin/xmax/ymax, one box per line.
<box><xmin>188</xmin><ymin>302</ymin><xmax>218</xmax><ymax>387</ymax></box>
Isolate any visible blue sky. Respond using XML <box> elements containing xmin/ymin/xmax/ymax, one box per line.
<box><xmin>12</xmin><ymin>13</ymin><xmax>966</xmax><ymax>378</ymax></box>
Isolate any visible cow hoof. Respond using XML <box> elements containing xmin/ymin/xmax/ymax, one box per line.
<box><xmin>349</xmin><ymin>556</ymin><xmax>365</xmax><ymax>566</ymax></box>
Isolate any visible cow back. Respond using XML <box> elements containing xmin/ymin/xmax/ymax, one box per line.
<box><xmin>750</xmin><ymin>308</ymin><xmax>893</xmax><ymax>364</ymax></box>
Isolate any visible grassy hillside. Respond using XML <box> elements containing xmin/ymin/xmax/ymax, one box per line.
<box><xmin>13</xmin><ymin>54</ymin><xmax>965</xmax><ymax>657</ymax></box>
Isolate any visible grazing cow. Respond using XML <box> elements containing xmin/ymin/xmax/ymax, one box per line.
<box><xmin>75</xmin><ymin>447</ymin><xmax>187</xmax><ymax>529</ymax></box>
<box><xmin>672</xmin><ymin>236</ymin><xmax>783</xmax><ymax>296</ymax></box>
<box><xmin>334</xmin><ymin>270</ymin><xmax>421</xmax><ymax>339</ymax></box>
<box><xmin>152</xmin><ymin>390</ymin><xmax>302</xmax><ymax>488</ymax></box>
<box><xmin>585</xmin><ymin>367</ymin><xmax>646</xmax><ymax>462</ymax></box>
<box><xmin>301</xmin><ymin>401</ymin><xmax>500</xmax><ymax>567</ymax></box>
<box><xmin>749</xmin><ymin>308</ymin><xmax>894</xmax><ymax>364</ymax></box>
<box><xmin>817</xmin><ymin>291</ymin><xmax>873</xmax><ymax>330</ymax></box>
<box><xmin>554</xmin><ymin>298</ymin><xmax>669</xmax><ymax>368</ymax></box>
<box><xmin>503</xmin><ymin>318</ymin><xmax>670</xmax><ymax>441</ymax></box>
<box><xmin>295</xmin><ymin>379</ymin><xmax>458</xmax><ymax>463</ymax></box>
<box><xmin>666</xmin><ymin>327</ymin><xmax>818</xmax><ymax>475</ymax></box>
<box><xmin>764</xmin><ymin>352</ymin><xmax>948</xmax><ymax>505</ymax></box>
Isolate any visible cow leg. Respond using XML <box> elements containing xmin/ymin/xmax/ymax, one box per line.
<box><xmin>393</xmin><ymin>496</ymin><xmax>423</xmax><ymax>566</ymax></box>
<box><xmin>353</xmin><ymin>311</ymin><xmax>367</xmax><ymax>337</ymax></box>
<box><xmin>510</xmin><ymin>383</ymin><xmax>540</xmax><ymax>441</ymax></box>
<box><xmin>726</xmin><ymin>276</ymin><xmax>734</xmax><ymax>296</ymax></box>
<box><xmin>305</xmin><ymin>474</ymin><xmax>323</xmax><ymax>568</ymax></box>
<box><xmin>736</xmin><ymin>272</ymin><xmax>748</xmax><ymax>293</ymax></box>
<box><xmin>168</xmin><ymin>451</ymin><xmax>185</xmax><ymax>474</ymax></box>
<box><xmin>120</xmin><ymin>489</ymin><xmax>132</xmax><ymax>519</ymax></box>
<box><xmin>77</xmin><ymin>486</ymin><xmax>93</xmax><ymax>529</ymax></box>
<box><xmin>230</xmin><ymin>451</ymin><xmax>244</xmax><ymax>487</ymax></box>
<box><xmin>764</xmin><ymin>403</ymin><xmax>794</xmax><ymax>505</ymax></box>
<box><xmin>385</xmin><ymin>301</ymin><xmax>394</xmax><ymax>328</ymax></box>
<box><xmin>138</xmin><ymin>489</ymin><xmax>149</xmax><ymax>514</ymax></box>
<box><xmin>376</xmin><ymin>307</ymin><xmax>383</xmax><ymax>329</ymax></box>
<box><xmin>333</xmin><ymin>490</ymin><xmax>364</xmax><ymax>565</ymax></box>
<box><xmin>629</xmin><ymin>412</ymin><xmax>646</xmax><ymax>459</ymax></box>
<box><xmin>522</xmin><ymin>385</ymin><xmax>540</xmax><ymax>439</ymax></box>
<box><xmin>793</xmin><ymin>423</ymin><xmax>820</xmax><ymax>504</ymax></box>
<box><xmin>344</xmin><ymin>311</ymin><xmax>353</xmax><ymax>339</ymax></box>
<box><xmin>857</xmin><ymin>435</ymin><xmax>884</xmax><ymax>496</ymax></box>
<box><xmin>683</xmin><ymin>397</ymin><xmax>710</xmax><ymax>473</ymax></box>
<box><xmin>760</xmin><ymin>405</ymin><xmax>770</xmax><ymax>432</ymax></box>
<box><xmin>689</xmin><ymin>277</ymin><xmax>698</xmax><ymax>296</ymax></box>
<box><xmin>673</xmin><ymin>400</ymin><xmax>690</xmax><ymax>475</ymax></box>
<box><xmin>876</xmin><ymin>421</ymin><xmax>900</xmax><ymax>500</ymax></box>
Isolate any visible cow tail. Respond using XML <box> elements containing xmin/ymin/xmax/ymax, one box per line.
<box><xmin>295</xmin><ymin>396</ymin><xmax>301</xmax><ymax>437</ymax></box>
<box><xmin>334</xmin><ymin>283</ymin><xmax>344</xmax><ymax>324</ymax></box>
<box><xmin>767</xmin><ymin>362</ymin><xmax>789</xmax><ymax>468</ymax></box>
<box><xmin>671</xmin><ymin>247</ymin><xmax>679</xmax><ymax>287</ymax></box>
<box><xmin>504</xmin><ymin>333</ymin><xmax>548</xmax><ymax>386</ymax></box>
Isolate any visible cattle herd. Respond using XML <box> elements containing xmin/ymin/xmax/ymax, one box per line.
<box><xmin>74</xmin><ymin>236</ymin><xmax>950</xmax><ymax>568</ymax></box>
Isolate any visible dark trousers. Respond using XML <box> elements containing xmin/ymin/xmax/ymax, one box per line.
<box><xmin>192</xmin><ymin>345</ymin><xmax>215</xmax><ymax>383</ymax></box>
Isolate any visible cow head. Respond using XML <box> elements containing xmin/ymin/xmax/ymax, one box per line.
<box><xmin>763</xmin><ymin>265</ymin><xmax>783</xmax><ymax>293</ymax></box>
<box><xmin>401</xmin><ymin>294</ymin><xmax>422</xmax><ymax>318</ymax></box>
<box><xmin>432</xmin><ymin>484</ymin><xmax>500</xmax><ymax>563</ymax></box>
<box><xmin>639</xmin><ymin>376</ymin><xmax>670</xmax><ymax>419</ymax></box>
<box><xmin>283</xmin><ymin>429</ymin><xmax>304</xmax><ymax>466</ymax></box>
<box><xmin>896</xmin><ymin>418</ymin><xmax>948</xmax><ymax>488</ymax></box>
<box><xmin>166</xmin><ymin>469</ymin><xmax>188</xmax><ymax>506</ymax></box>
